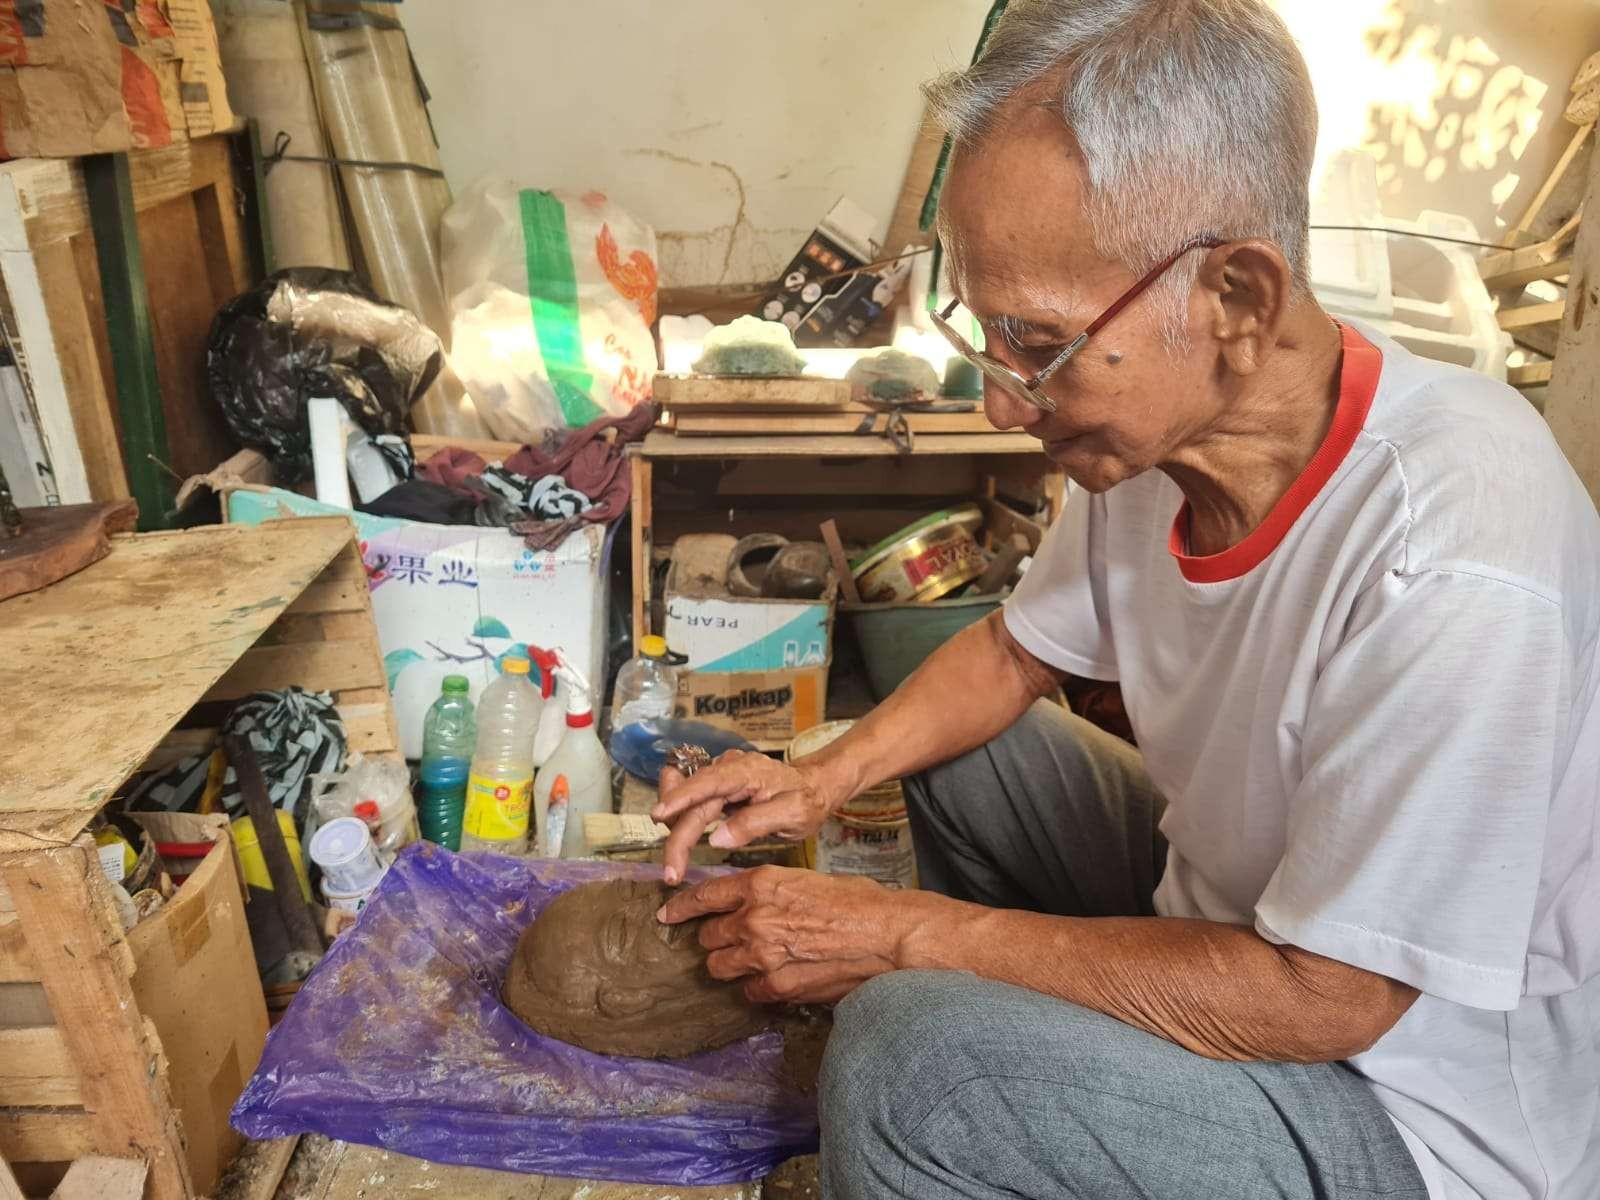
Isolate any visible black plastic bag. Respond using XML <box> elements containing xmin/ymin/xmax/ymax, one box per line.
<box><xmin>207</xmin><ymin>268</ymin><xmax>443</xmax><ymax>483</ymax></box>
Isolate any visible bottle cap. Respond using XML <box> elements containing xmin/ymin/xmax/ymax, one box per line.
<box><xmin>442</xmin><ymin>674</ymin><xmax>469</xmax><ymax>695</ymax></box>
<box><xmin>353</xmin><ymin>799</ymin><xmax>380</xmax><ymax>821</ymax></box>
<box><xmin>640</xmin><ymin>635</ymin><xmax>668</xmax><ymax>659</ymax></box>
<box><xmin>502</xmin><ymin>656</ymin><xmax>530</xmax><ymax>675</ymax></box>
<box><xmin>566</xmin><ymin>709</ymin><xmax>594</xmax><ymax>729</ymax></box>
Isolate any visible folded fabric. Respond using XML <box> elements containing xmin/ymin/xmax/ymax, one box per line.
<box><xmin>504</xmin><ymin>403</ymin><xmax>656</xmax><ymax>527</ymax></box>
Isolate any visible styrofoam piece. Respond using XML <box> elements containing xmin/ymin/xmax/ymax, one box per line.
<box><xmin>307</xmin><ymin>397</ymin><xmax>353</xmax><ymax>508</ymax></box>
<box><xmin>1309</xmin><ymin>150</ymin><xmax>1393</xmax><ymax>320</ymax></box>
<box><xmin>1309</xmin><ymin>151</ymin><xmax>1510</xmax><ymax>380</ymax></box>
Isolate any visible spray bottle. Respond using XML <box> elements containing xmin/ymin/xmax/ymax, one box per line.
<box><xmin>529</xmin><ymin>646</ymin><xmax>566</xmax><ymax>767</ymax></box>
<box><xmin>532</xmin><ymin>655</ymin><xmax>611</xmax><ymax>858</ymax></box>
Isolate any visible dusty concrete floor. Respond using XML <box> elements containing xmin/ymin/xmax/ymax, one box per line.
<box><xmin>213</xmin><ymin>1135</ymin><xmax>821</xmax><ymax>1200</ymax></box>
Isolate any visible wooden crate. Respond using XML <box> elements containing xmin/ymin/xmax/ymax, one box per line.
<box><xmin>0</xmin><ymin>132</ymin><xmax>261</xmax><ymax>509</ymax></box>
<box><xmin>0</xmin><ymin>517</ymin><xmax>397</xmax><ymax>1200</ymax></box>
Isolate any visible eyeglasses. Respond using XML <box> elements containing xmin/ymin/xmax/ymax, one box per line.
<box><xmin>930</xmin><ymin>238</ymin><xmax>1225</xmax><ymax>413</ymax></box>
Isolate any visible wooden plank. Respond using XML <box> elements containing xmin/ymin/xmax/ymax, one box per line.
<box><xmin>0</xmin><ymin>519</ymin><xmax>352</xmax><ymax>850</ymax></box>
<box><xmin>0</xmin><ymin>1112</ymin><xmax>96</xmax><ymax>1164</ymax></box>
<box><xmin>671</xmin><ymin>409</ymin><xmax>996</xmax><ymax>436</ymax></box>
<box><xmin>0</xmin><ymin>985</ymin><xmax>52</xmax><ymax>1028</ymax></box>
<box><xmin>1509</xmin><ymin>123</ymin><xmax>1593</xmax><ymax>245</ymax></box>
<box><xmin>631</xmin><ymin>455</ymin><xmax>652</xmax><ymax>644</ymax></box>
<box><xmin>0</xmin><ymin>1028</ymin><xmax>81</xmax><ymax>1107</ymax></box>
<box><xmin>1508</xmin><ymin>360</ymin><xmax>1555</xmax><ymax>387</ymax></box>
<box><xmin>883</xmin><ymin>107</ymin><xmax>947</xmax><ymax>256</ymax></box>
<box><xmin>202</xmin><ymin>639</ymin><xmax>384</xmax><ymax>704</ymax></box>
<box><xmin>1546</xmin><ymin>126</ymin><xmax>1600</xmax><ymax>506</ymax></box>
<box><xmin>8</xmin><ymin>136</ymin><xmax>237</xmax><ymax>248</ymax></box>
<box><xmin>0</xmin><ymin>843</ymin><xmax>189</xmax><ymax>1199</ymax></box>
<box><xmin>1480</xmin><ymin>238</ymin><xmax>1576</xmax><ymax>291</ymax></box>
<box><xmin>50</xmin><ymin>1156</ymin><xmax>146</xmax><ymax>1200</ymax></box>
<box><xmin>30</xmin><ymin>240</ymin><xmax>128</xmax><ymax>503</ymax></box>
<box><xmin>654</xmin><ymin>373</ymin><xmax>853</xmax><ymax>412</ymax></box>
<box><xmin>0</xmin><ymin>171</ymin><xmax>97</xmax><ymax>504</ymax></box>
<box><xmin>1498</xmin><ymin>300</ymin><xmax>1567</xmax><ymax>331</ymax></box>
<box><xmin>139</xmin><ymin>188</ymin><xmax>242</xmax><ymax>482</ymax></box>
<box><xmin>0</xmin><ymin>921</ymin><xmax>39</xmax><ymax>983</ymax></box>
<box><xmin>705</xmin><ymin>455</ymin><xmax>978</xmax><ymax>497</ymax></box>
<box><xmin>638</xmin><ymin>430</ymin><xmax>1044</xmax><ymax>460</ymax></box>
<box><xmin>229</xmin><ymin>1137</ymin><xmax>296</xmax><ymax>1200</ymax></box>
<box><xmin>0</xmin><ymin>1147</ymin><xmax>22</xmax><ymax>1200</ymax></box>
<box><xmin>411</xmin><ymin>433</ymin><xmax>528</xmax><ymax>461</ymax></box>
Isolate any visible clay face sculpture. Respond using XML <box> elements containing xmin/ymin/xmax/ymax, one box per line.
<box><xmin>503</xmin><ymin>878</ymin><xmax>771</xmax><ymax>1059</ymax></box>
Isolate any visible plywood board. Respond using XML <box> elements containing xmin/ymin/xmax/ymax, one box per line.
<box><xmin>0</xmin><ymin>518</ymin><xmax>353</xmax><ymax>850</ymax></box>
<box><xmin>655</xmin><ymin>374</ymin><xmax>853</xmax><ymax>412</ymax></box>
<box><xmin>670</xmin><ymin>409</ymin><xmax>995</xmax><ymax>437</ymax></box>
<box><xmin>638</xmin><ymin>430</ymin><xmax>1043</xmax><ymax>460</ymax></box>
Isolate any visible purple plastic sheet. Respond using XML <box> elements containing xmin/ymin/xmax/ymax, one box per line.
<box><xmin>232</xmin><ymin>846</ymin><xmax>819</xmax><ymax>1184</ymax></box>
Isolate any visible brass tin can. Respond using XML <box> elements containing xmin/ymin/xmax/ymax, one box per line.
<box><xmin>850</xmin><ymin>506</ymin><xmax>986</xmax><ymax>604</ymax></box>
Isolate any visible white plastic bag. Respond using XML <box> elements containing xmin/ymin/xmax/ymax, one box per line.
<box><xmin>442</xmin><ymin>179</ymin><xmax>659</xmax><ymax>441</ymax></box>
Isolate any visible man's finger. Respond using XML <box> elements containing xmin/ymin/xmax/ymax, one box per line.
<box><xmin>659</xmin><ymin>798</ymin><xmax>721</xmax><ymax>886</ymax></box>
<box><xmin>745</xmin><ymin>962</ymin><xmax>865</xmax><ymax>1006</ymax></box>
<box><xmin>696</xmin><ymin>911</ymin><xmax>741</xmax><ymax>951</ymax></box>
<box><xmin>651</xmin><ymin>755</ymin><xmax>774</xmax><ymax>823</ymax></box>
<box><xmin>708</xmin><ymin>795</ymin><xmax>817</xmax><ymax>849</ymax></box>
<box><xmin>706</xmin><ymin>943</ymin><xmax>774</xmax><ymax>981</ymax></box>
<box><xmin>657</xmin><ymin>871</ymin><xmax>750</xmax><ymax>924</ymax></box>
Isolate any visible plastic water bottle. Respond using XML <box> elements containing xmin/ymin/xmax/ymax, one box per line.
<box><xmin>461</xmin><ymin>657</ymin><xmax>543</xmax><ymax>855</ymax></box>
<box><xmin>612</xmin><ymin>636</ymin><xmax>678</xmax><ymax>729</ymax></box>
<box><xmin>418</xmin><ymin>675</ymin><xmax>475</xmax><ymax>850</ymax></box>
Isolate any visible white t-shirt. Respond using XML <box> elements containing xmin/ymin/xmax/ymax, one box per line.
<box><xmin>1004</xmin><ymin>321</ymin><xmax>1600</xmax><ymax>1200</ymax></box>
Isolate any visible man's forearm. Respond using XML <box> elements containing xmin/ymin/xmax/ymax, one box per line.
<box><xmin>808</xmin><ymin>610</ymin><xmax>1064</xmax><ymax>803</ymax></box>
<box><xmin>895</xmin><ymin>897</ymin><xmax>1418</xmax><ymax>1063</ymax></box>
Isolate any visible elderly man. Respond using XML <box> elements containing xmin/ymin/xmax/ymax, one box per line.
<box><xmin>653</xmin><ymin>1</ymin><xmax>1600</xmax><ymax>1196</ymax></box>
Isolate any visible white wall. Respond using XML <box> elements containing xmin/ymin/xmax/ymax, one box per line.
<box><xmin>405</xmin><ymin>0</ymin><xmax>1600</xmax><ymax>289</ymax></box>
<box><xmin>405</xmin><ymin>0</ymin><xmax>993</xmax><ymax>289</ymax></box>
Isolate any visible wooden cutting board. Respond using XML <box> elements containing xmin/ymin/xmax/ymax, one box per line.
<box><xmin>0</xmin><ymin>499</ymin><xmax>139</xmax><ymax>602</ymax></box>
<box><xmin>654</xmin><ymin>373</ymin><xmax>853</xmax><ymax>411</ymax></box>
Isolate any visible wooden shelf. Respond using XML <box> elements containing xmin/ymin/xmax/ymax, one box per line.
<box><xmin>0</xmin><ymin>517</ymin><xmax>360</xmax><ymax>852</ymax></box>
<box><xmin>636</xmin><ymin>429</ymin><xmax>1045</xmax><ymax>459</ymax></box>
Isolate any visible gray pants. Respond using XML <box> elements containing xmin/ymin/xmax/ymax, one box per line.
<box><xmin>818</xmin><ymin>702</ymin><xmax>1428</xmax><ymax>1199</ymax></box>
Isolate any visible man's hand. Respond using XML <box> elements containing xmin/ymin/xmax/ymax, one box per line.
<box><xmin>651</xmin><ymin>751</ymin><xmax>841</xmax><ymax>885</ymax></box>
<box><xmin>656</xmin><ymin>865</ymin><xmax>945</xmax><ymax>1004</ymax></box>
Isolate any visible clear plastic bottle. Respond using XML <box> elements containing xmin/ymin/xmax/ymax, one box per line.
<box><xmin>461</xmin><ymin>657</ymin><xmax>543</xmax><ymax>855</ymax></box>
<box><xmin>534</xmin><ymin>663</ymin><xmax>612</xmax><ymax>858</ymax></box>
<box><xmin>419</xmin><ymin>675</ymin><xmax>475</xmax><ymax>850</ymax></box>
<box><xmin>612</xmin><ymin>636</ymin><xmax>679</xmax><ymax>730</ymax></box>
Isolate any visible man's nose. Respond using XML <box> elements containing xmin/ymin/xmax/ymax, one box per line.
<box><xmin>983</xmin><ymin>379</ymin><xmax>1045</xmax><ymax>433</ymax></box>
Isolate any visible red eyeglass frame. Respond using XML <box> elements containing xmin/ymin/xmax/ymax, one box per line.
<box><xmin>930</xmin><ymin>237</ymin><xmax>1225</xmax><ymax>413</ymax></box>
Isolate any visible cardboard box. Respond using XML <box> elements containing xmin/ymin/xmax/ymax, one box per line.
<box><xmin>0</xmin><ymin>0</ymin><xmax>234</xmax><ymax>159</ymax></box>
<box><xmin>125</xmin><ymin>811</ymin><xmax>267</xmax><ymax>1196</ymax></box>
<box><xmin>675</xmin><ymin>664</ymin><xmax>828</xmax><ymax>748</ymax></box>
<box><xmin>227</xmin><ymin>487</ymin><xmax>612</xmax><ymax>758</ymax></box>
<box><xmin>664</xmin><ymin>589</ymin><xmax>834</xmax><ymax>672</ymax></box>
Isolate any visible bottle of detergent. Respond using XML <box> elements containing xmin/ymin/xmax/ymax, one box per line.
<box><xmin>461</xmin><ymin>656</ymin><xmax>542</xmax><ymax>855</ymax></box>
<box><xmin>533</xmin><ymin>657</ymin><xmax>611</xmax><ymax>858</ymax></box>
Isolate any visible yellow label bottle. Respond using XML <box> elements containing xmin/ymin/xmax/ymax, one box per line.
<box><xmin>461</xmin><ymin>771</ymin><xmax>533</xmax><ymax>852</ymax></box>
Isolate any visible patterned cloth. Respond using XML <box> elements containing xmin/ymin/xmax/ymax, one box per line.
<box><xmin>126</xmin><ymin>688</ymin><xmax>347</xmax><ymax>834</ymax></box>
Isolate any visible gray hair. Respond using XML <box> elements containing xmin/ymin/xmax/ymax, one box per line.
<box><xmin>924</xmin><ymin>0</ymin><xmax>1317</xmax><ymax>339</ymax></box>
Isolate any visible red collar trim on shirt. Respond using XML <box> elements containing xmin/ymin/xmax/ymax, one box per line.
<box><xmin>1168</xmin><ymin>322</ymin><xmax>1383</xmax><ymax>584</ymax></box>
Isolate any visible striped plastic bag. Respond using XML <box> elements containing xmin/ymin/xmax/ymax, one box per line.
<box><xmin>442</xmin><ymin>179</ymin><xmax>658</xmax><ymax>442</ymax></box>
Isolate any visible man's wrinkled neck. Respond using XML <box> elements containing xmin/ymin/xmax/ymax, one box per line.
<box><xmin>1161</xmin><ymin>301</ymin><xmax>1344</xmax><ymax>557</ymax></box>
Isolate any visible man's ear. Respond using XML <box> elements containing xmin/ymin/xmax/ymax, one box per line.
<box><xmin>1195</xmin><ymin>240</ymin><xmax>1294</xmax><ymax>377</ymax></box>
